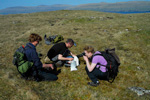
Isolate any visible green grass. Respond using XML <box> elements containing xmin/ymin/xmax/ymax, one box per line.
<box><xmin>0</xmin><ymin>10</ymin><xmax>150</xmax><ymax>100</ymax></box>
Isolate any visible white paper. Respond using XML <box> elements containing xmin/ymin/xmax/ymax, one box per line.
<box><xmin>70</xmin><ymin>56</ymin><xmax>79</xmax><ymax>71</ymax></box>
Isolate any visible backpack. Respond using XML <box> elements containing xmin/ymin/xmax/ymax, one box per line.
<box><xmin>52</xmin><ymin>35</ymin><xmax>64</xmax><ymax>43</ymax></box>
<box><xmin>44</xmin><ymin>34</ymin><xmax>64</xmax><ymax>45</ymax></box>
<box><xmin>13</xmin><ymin>45</ymin><xmax>33</xmax><ymax>76</ymax></box>
<box><xmin>93</xmin><ymin>48</ymin><xmax>120</xmax><ymax>83</ymax></box>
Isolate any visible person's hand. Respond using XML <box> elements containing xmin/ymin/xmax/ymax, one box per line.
<box><xmin>49</xmin><ymin>64</ymin><xmax>54</xmax><ymax>70</ymax></box>
<box><xmin>83</xmin><ymin>56</ymin><xmax>88</xmax><ymax>62</ymax></box>
<box><xmin>68</xmin><ymin>57</ymin><xmax>74</xmax><ymax>61</ymax></box>
<box><xmin>43</xmin><ymin>64</ymin><xmax>54</xmax><ymax>70</ymax></box>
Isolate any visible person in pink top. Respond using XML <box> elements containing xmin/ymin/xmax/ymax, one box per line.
<box><xmin>83</xmin><ymin>46</ymin><xmax>108</xmax><ymax>87</ymax></box>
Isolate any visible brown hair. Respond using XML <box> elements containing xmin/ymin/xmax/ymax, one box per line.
<box><xmin>83</xmin><ymin>46</ymin><xmax>95</xmax><ymax>53</ymax></box>
<box><xmin>66</xmin><ymin>38</ymin><xmax>74</xmax><ymax>45</ymax></box>
<box><xmin>29</xmin><ymin>33</ymin><xmax>42</xmax><ymax>42</ymax></box>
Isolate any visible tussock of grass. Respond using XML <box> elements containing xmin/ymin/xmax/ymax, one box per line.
<box><xmin>0</xmin><ymin>10</ymin><xmax>150</xmax><ymax>99</ymax></box>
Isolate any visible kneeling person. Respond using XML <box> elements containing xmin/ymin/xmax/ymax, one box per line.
<box><xmin>25</xmin><ymin>33</ymin><xmax>58</xmax><ymax>81</ymax></box>
<box><xmin>83</xmin><ymin>46</ymin><xmax>108</xmax><ymax>86</ymax></box>
<box><xmin>47</xmin><ymin>38</ymin><xmax>76</xmax><ymax>67</ymax></box>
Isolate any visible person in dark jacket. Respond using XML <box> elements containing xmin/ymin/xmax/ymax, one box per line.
<box><xmin>25</xmin><ymin>33</ymin><xmax>58</xmax><ymax>81</ymax></box>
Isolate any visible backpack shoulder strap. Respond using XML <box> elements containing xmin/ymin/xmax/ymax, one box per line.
<box><xmin>91</xmin><ymin>53</ymin><xmax>101</xmax><ymax>61</ymax></box>
<box><xmin>25</xmin><ymin>44</ymin><xmax>33</xmax><ymax>50</ymax></box>
<box><xmin>93</xmin><ymin>53</ymin><xmax>102</xmax><ymax>57</ymax></box>
<box><xmin>92</xmin><ymin>53</ymin><xmax>106</xmax><ymax>67</ymax></box>
<box><xmin>92</xmin><ymin>51</ymin><xmax>103</xmax><ymax>57</ymax></box>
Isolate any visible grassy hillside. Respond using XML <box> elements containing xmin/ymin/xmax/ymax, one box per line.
<box><xmin>0</xmin><ymin>10</ymin><xmax>150</xmax><ymax>100</ymax></box>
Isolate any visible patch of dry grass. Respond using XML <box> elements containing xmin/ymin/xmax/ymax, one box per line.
<box><xmin>0</xmin><ymin>10</ymin><xmax>150</xmax><ymax>100</ymax></box>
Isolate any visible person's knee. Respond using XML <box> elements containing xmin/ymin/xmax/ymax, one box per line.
<box><xmin>51</xmin><ymin>55</ymin><xmax>59</xmax><ymax>62</ymax></box>
<box><xmin>54</xmin><ymin>61</ymin><xmax>63</xmax><ymax>67</ymax></box>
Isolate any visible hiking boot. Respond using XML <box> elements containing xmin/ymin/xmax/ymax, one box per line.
<box><xmin>87</xmin><ymin>81</ymin><xmax>100</xmax><ymax>87</ymax></box>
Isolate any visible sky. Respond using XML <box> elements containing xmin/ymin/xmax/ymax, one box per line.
<box><xmin>0</xmin><ymin>0</ymin><xmax>150</xmax><ymax>10</ymax></box>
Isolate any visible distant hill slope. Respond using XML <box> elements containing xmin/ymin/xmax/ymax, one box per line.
<box><xmin>0</xmin><ymin>1</ymin><xmax>150</xmax><ymax>15</ymax></box>
<box><xmin>0</xmin><ymin>4</ymin><xmax>74</xmax><ymax>15</ymax></box>
<box><xmin>68</xmin><ymin>1</ymin><xmax>150</xmax><ymax>12</ymax></box>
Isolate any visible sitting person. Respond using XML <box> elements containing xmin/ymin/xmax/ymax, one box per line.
<box><xmin>83</xmin><ymin>46</ymin><xmax>108</xmax><ymax>86</ymax></box>
<box><xmin>47</xmin><ymin>38</ymin><xmax>76</xmax><ymax>67</ymax></box>
<box><xmin>25</xmin><ymin>33</ymin><xmax>58</xmax><ymax>81</ymax></box>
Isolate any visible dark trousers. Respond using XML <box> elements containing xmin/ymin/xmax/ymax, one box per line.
<box><xmin>85</xmin><ymin>66</ymin><xmax>107</xmax><ymax>83</ymax></box>
<box><xmin>51</xmin><ymin>55</ymin><xmax>65</xmax><ymax>67</ymax></box>
<box><xmin>37</xmin><ymin>69</ymin><xmax>58</xmax><ymax>81</ymax></box>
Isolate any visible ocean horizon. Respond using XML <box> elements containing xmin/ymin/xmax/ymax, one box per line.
<box><xmin>105</xmin><ymin>11</ymin><xmax>150</xmax><ymax>14</ymax></box>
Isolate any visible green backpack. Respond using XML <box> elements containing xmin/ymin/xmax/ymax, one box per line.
<box><xmin>44</xmin><ymin>34</ymin><xmax>64</xmax><ymax>45</ymax></box>
<box><xmin>52</xmin><ymin>35</ymin><xmax>64</xmax><ymax>43</ymax></box>
<box><xmin>13</xmin><ymin>45</ymin><xmax>33</xmax><ymax>74</ymax></box>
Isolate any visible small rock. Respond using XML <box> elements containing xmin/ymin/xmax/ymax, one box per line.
<box><xmin>137</xmin><ymin>66</ymin><xmax>141</xmax><ymax>70</ymax></box>
<box><xmin>129</xmin><ymin>87</ymin><xmax>150</xmax><ymax>96</ymax></box>
<box><xmin>144</xmin><ymin>90</ymin><xmax>150</xmax><ymax>94</ymax></box>
<box><xmin>125</xmin><ymin>29</ymin><xmax>129</xmax><ymax>31</ymax></box>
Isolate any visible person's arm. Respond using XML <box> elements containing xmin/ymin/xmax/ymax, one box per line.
<box><xmin>30</xmin><ymin>49</ymin><xmax>54</xmax><ymax>70</ymax></box>
<box><xmin>58</xmin><ymin>54</ymin><xmax>74</xmax><ymax>61</ymax></box>
<box><xmin>30</xmin><ymin>49</ymin><xmax>43</xmax><ymax>69</ymax></box>
<box><xmin>83</xmin><ymin>56</ymin><xmax>96</xmax><ymax>72</ymax></box>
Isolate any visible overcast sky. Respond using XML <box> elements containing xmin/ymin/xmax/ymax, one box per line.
<box><xmin>0</xmin><ymin>0</ymin><xmax>150</xmax><ymax>10</ymax></box>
